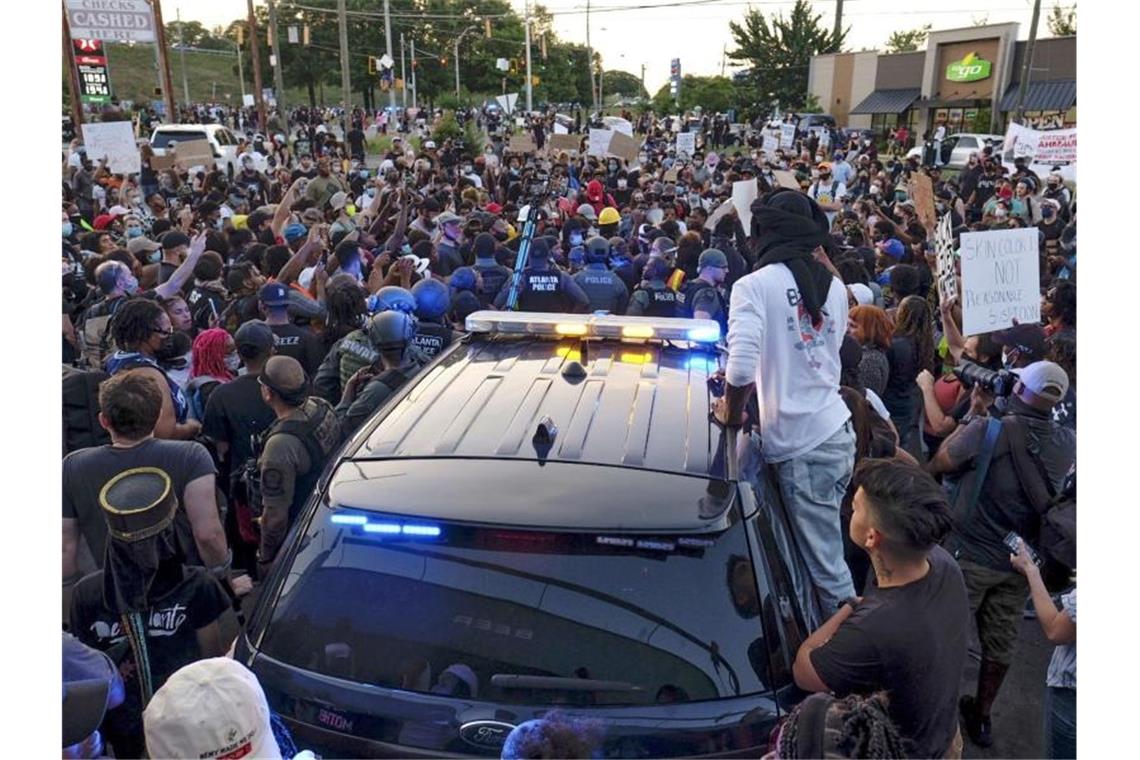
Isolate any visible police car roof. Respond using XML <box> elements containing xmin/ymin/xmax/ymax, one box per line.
<box><xmin>347</xmin><ymin>337</ymin><xmax>722</xmax><ymax>477</ymax></box>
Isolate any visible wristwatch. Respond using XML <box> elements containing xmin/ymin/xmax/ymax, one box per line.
<box><xmin>838</xmin><ymin>596</ymin><xmax>860</xmax><ymax>612</ymax></box>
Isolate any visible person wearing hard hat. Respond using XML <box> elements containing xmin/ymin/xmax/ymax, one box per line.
<box><xmin>598</xmin><ymin>207</ymin><xmax>621</xmax><ymax>238</ymax></box>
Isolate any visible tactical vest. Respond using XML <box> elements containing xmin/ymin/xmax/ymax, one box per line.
<box><xmin>412</xmin><ymin>322</ymin><xmax>453</xmax><ymax>360</ymax></box>
<box><xmin>475</xmin><ymin>262</ymin><xmax>511</xmax><ymax>307</ymax></box>
<box><xmin>338</xmin><ymin>328</ymin><xmax>380</xmax><ymax>389</ymax></box>
<box><xmin>680</xmin><ymin>279</ymin><xmax>727</xmax><ymax>333</ymax></box>
<box><xmin>575</xmin><ymin>268</ymin><xmax>625</xmax><ymax>313</ymax></box>
<box><xmin>250</xmin><ymin>398</ymin><xmax>343</xmax><ymax>525</ymax></box>
<box><xmin>518</xmin><ymin>267</ymin><xmax>569</xmax><ymax>312</ymax></box>
<box><xmin>635</xmin><ymin>282</ymin><xmax>682</xmax><ymax>318</ymax></box>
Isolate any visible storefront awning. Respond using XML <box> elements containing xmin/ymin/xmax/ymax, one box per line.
<box><xmin>999</xmin><ymin>80</ymin><xmax>1077</xmax><ymax>112</ymax></box>
<box><xmin>912</xmin><ymin>97</ymin><xmax>986</xmax><ymax>109</ymax></box>
<box><xmin>849</xmin><ymin>88</ymin><xmax>921</xmax><ymax>115</ymax></box>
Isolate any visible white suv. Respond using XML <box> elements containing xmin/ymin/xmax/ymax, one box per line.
<box><xmin>149</xmin><ymin>124</ymin><xmax>242</xmax><ymax>177</ymax></box>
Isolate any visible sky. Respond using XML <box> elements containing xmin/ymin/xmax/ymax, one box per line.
<box><xmin>173</xmin><ymin>0</ymin><xmax>1055</xmax><ymax>93</ymax></box>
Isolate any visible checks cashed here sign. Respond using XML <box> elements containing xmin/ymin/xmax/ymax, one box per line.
<box><xmin>67</xmin><ymin>0</ymin><xmax>156</xmax><ymax>43</ymax></box>
<box><xmin>959</xmin><ymin>228</ymin><xmax>1040</xmax><ymax>336</ymax></box>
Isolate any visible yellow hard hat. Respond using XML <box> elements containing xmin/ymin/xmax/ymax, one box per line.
<box><xmin>599</xmin><ymin>207</ymin><xmax>620</xmax><ymax>226</ymax></box>
<box><xmin>505</xmin><ymin>223</ymin><xmax>518</xmax><ymax>241</ymax></box>
<box><xmin>232</xmin><ymin>214</ymin><xmax>249</xmax><ymax>230</ymax></box>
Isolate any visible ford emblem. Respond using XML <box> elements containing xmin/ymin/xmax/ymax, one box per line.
<box><xmin>459</xmin><ymin>720</ymin><xmax>515</xmax><ymax>751</ymax></box>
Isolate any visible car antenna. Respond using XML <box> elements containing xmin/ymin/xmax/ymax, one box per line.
<box><xmin>533</xmin><ymin>416</ymin><xmax>558</xmax><ymax>464</ymax></box>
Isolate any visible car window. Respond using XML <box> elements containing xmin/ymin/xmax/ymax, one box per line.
<box><xmin>151</xmin><ymin>130</ymin><xmax>208</xmax><ymax>149</ymax></box>
<box><xmin>260</xmin><ymin>508</ymin><xmax>772</xmax><ymax>706</ymax></box>
<box><xmin>957</xmin><ymin>137</ymin><xmax>977</xmax><ymax>149</ymax></box>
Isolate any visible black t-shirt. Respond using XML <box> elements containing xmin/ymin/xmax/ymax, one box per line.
<box><xmin>70</xmin><ymin>565</ymin><xmax>231</xmax><ymax>758</ymax></box>
<box><xmin>883</xmin><ymin>335</ymin><xmax>921</xmax><ymax>416</ymax></box>
<box><xmin>270</xmin><ymin>323</ymin><xmax>326</xmax><ymax>377</ymax></box>
<box><xmin>201</xmin><ymin>374</ymin><xmax>276</xmax><ymax>482</ymax></box>
<box><xmin>810</xmin><ymin>546</ymin><xmax>969</xmax><ymax>759</ymax></box>
<box><xmin>187</xmin><ymin>284</ymin><xmax>228</xmax><ymax>332</ymax></box>
<box><xmin>62</xmin><ymin>439</ymin><xmax>217</xmax><ymax>568</ymax></box>
<box><xmin>972</xmin><ymin>174</ymin><xmax>998</xmax><ymax>207</ymax></box>
<box><xmin>347</xmin><ymin>128</ymin><xmax>366</xmax><ymax>155</ymax></box>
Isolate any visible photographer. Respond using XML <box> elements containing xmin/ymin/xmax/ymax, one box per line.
<box><xmin>927</xmin><ymin>361</ymin><xmax>1075</xmax><ymax>749</ymax></box>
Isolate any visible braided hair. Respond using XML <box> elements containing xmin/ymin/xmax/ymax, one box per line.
<box><xmin>775</xmin><ymin>692</ymin><xmax>909</xmax><ymax>759</ymax></box>
<box><xmin>110</xmin><ymin>298</ymin><xmax>165</xmax><ymax>352</ymax></box>
<box><xmin>323</xmin><ymin>279</ymin><xmax>367</xmax><ymax>348</ymax></box>
<box><xmin>191</xmin><ymin>328</ymin><xmax>235</xmax><ymax>382</ymax></box>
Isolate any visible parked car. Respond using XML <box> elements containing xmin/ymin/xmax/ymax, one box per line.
<box><xmin>906</xmin><ymin>133</ymin><xmax>1004</xmax><ymax>169</ymax></box>
<box><xmin>235</xmin><ymin>312</ymin><xmax>812</xmax><ymax>758</ymax></box>
<box><xmin>149</xmin><ymin>123</ymin><xmax>243</xmax><ymax>176</ymax></box>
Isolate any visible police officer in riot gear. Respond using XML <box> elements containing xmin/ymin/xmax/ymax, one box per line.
<box><xmin>492</xmin><ymin>237</ymin><xmax>590</xmax><ymax>313</ymax></box>
<box><xmin>336</xmin><ymin>310</ymin><xmax>429</xmax><ymax>434</ymax></box>
<box><xmin>574</xmin><ymin>237</ymin><xmax>630</xmax><ymax>314</ymax></box>
<box><xmin>627</xmin><ymin>257</ymin><xmax>683</xmax><ymax>317</ymax></box>
<box><xmin>410</xmin><ymin>278</ymin><xmax>455</xmax><ymax>359</ymax></box>
<box><xmin>680</xmin><ymin>248</ymin><xmax>730</xmax><ymax>335</ymax></box>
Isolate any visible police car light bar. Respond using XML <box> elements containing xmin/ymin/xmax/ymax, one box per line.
<box><xmin>465</xmin><ymin>311</ymin><xmax>721</xmax><ymax>344</ymax></box>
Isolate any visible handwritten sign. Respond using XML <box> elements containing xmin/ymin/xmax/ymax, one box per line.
<box><xmin>608</xmin><ymin>131</ymin><xmax>640</xmax><ymax>163</ymax></box>
<box><xmin>676</xmin><ymin>131</ymin><xmax>695</xmax><ymax>159</ymax></box>
<box><xmin>588</xmin><ymin>128</ymin><xmax>614</xmax><ymax>158</ymax></box>
<box><xmin>80</xmin><ymin>122</ymin><xmax>141</xmax><ymax>174</ymax></box>
<box><xmin>150</xmin><ymin>151</ymin><xmax>178</xmax><ymax>171</ymax></box>
<box><xmin>779</xmin><ymin>123</ymin><xmax>796</xmax><ymax>149</ymax></box>
<box><xmin>959</xmin><ymin>228</ymin><xmax>1040</xmax><ymax>336</ymax></box>
<box><xmin>908</xmin><ymin>173</ymin><xmax>937</xmax><ymax>234</ymax></box>
<box><xmin>772</xmin><ymin>170</ymin><xmax>801</xmax><ymax>190</ymax></box>
<box><xmin>508</xmin><ymin>134</ymin><xmax>537</xmax><ymax>154</ymax></box>
<box><xmin>762</xmin><ymin>134</ymin><xmax>778</xmax><ymax>154</ymax></box>
<box><xmin>549</xmin><ymin>134</ymin><xmax>580</xmax><ymax>153</ymax></box>
<box><xmin>166</xmin><ymin>138</ymin><xmax>214</xmax><ymax>168</ymax></box>
<box><xmin>934</xmin><ymin>212</ymin><xmax>957</xmax><ymax>303</ymax></box>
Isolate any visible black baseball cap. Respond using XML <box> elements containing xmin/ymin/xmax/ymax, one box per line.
<box><xmin>161</xmin><ymin>231</ymin><xmax>191</xmax><ymax>250</ymax></box>
<box><xmin>258</xmin><ymin>282</ymin><xmax>290</xmax><ymax>307</ymax></box>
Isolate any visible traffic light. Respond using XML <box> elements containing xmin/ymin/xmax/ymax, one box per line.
<box><xmin>440</xmin><ymin>56</ymin><xmax>447</xmax><ymax>66</ymax></box>
<box><xmin>368</xmin><ymin>57</ymin><xmax>377</xmax><ymax>74</ymax></box>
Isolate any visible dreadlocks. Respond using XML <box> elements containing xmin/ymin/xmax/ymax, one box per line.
<box><xmin>110</xmin><ymin>298</ymin><xmax>164</xmax><ymax>351</ymax></box>
<box><xmin>775</xmin><ymin>692</ymin><xmax>910</xmax><ymax>759</ymax></box>
<box><xmin>323</xmin><ymin>278</ymin><xmax>367</xmax><ymax>348</ymax></box>
<box><xmin>191</xmin><ymin>328</ymin><xmax>235</xmax><ymax>382</ymax></box>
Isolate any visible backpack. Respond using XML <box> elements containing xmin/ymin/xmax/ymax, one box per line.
<box><xmin>62</xmin><ymin>365</ymin><xmax>110</xmax><ymax>455</ymax></box>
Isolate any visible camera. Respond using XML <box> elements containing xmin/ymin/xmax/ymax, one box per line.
<box><xmin>952</xmin><ymin>360</ymin><xmax>1017</xmax><ymax>397</ymax></box>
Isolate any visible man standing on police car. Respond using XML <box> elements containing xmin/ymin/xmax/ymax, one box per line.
<box><xmin>717</xmin><ymin>190</ymin><xmax>855</xmax><ymax>627</ymax></box>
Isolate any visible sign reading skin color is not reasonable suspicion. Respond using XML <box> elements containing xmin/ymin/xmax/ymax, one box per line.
<box><xmin>959</xmin><ymin>227</ymin><xmax>1040</xmax><ymax>336</ymax></box>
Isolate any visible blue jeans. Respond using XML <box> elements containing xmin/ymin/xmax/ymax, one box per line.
<box><xmin>755</xmin><ymin>422</ymin><xmax>857</xmax><ymax>628</ymax></box>
<box><xmin>1045</xmin><ymin>686</ymin><xmax>1076</xmax><ymax>759</ymax></box>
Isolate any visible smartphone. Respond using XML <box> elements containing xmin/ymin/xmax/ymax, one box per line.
<box><xmin>318</xmin><ymin>250</ymin><xmax>330</xmax><ymax>268</ymax></box>
<box><xmin>1003</xmin><ymin>532</ymin><xmax>1041</xmax><ymax>565</ymax></box>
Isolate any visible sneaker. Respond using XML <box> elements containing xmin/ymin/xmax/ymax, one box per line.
<box><xmin>959</xmin><ymin>695</ymin><xmax>994</xmax><ymax>748</ymax></box>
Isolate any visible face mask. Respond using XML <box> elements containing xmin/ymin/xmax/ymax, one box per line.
<box><xmin>215</xmin><ymin>217</ymin><xmax>225</xmax><ymax>230</ymax></box>
<box><xmin>617</xmin><ymin>179</ymin><xmax>627</xmax><ymax>189</ymax></box>
<box><xmin>62</xmin><ymin>221</ymin><xmax>73</xmax><ymax>238</ymax></box>
<box><xmin>869</xmin><ymin>185</ymin><xmax>880</xmax><ymax>195</ymax></box>
<box><xmin>359</xmin><ymin>170</ymin><xmax>369</xmax><ymax>179</ymax></box>
<box><xmin>154</xmin><ymin>334</ymin><xmax>182</xmax><ymax>362</ymax></box>
<box><xmin>570</xmin><ymin>233</ymin><xmax>583</xmax><ymax>246</ymax></box>
<box><xmin>127</xmin><ymin>227</ymin><xmax>144</xmax><ymax>239</ymax></box>
<box><xmin>122</xmin><ymin>275</ymin><xmax>140</xmax><ymax>295</ymax></box>
<box><xmin>147</xmin><ymin>249</ymin><xmax>161</xmax><ymax>264</ymax></box>
<box><xmin>994</xmin><ymin>208</ymin><xmax>1008</xmax><ymax>219</ymax></box>
<box><xmin>224</xmin><ymin>353</ymin><xmax>242</xmax><ymax>372</ymax></box>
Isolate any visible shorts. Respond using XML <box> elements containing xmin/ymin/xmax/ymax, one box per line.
<box><xmin>959</xmin><ymin>558</ymin><xmax>1028</xmax><ymax>665</ymax></box>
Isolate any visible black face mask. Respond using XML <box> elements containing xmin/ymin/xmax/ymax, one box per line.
<box><xmin>154</xmin><ymin>331</ymin><xmax>191</xmax><ymax>363</ymax></box>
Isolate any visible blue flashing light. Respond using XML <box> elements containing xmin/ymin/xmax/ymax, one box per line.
<box><xmin>402</xmin><ymin>524</ymin><xmax>442</xmax><ymax>537</ymax></box>
<box><xmin>330</xmin><ymin>514</ymin><xmax>368</xmax><ymax>526</ymax></box>
<box><xmin>687</xmin><ymin>325</ymin><xmax>720</xmax><ymax>343</ymax></box>
<box><xmin>363</xmin><ymin>522</ymin><xmax>402</xmax><ymax>534</ymax></box>
<box><xmin>686</xmin><ymin>355</ymin><xmax>718</xmax><ymax>373</ymax></box>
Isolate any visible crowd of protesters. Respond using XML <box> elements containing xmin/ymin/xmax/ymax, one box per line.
<box><xmin>62</xmin><ymin>101</ymin><xmax>1075</xmax><ymax>758</ymax></box>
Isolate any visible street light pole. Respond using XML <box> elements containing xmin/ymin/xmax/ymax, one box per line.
<box><xmin>177</xmin><ymin>7</ymin><xmax>190</xmax><ymax>105</ymax></box>
<box><xmin>383</xmin><ymin>0</ymin><xmax>396</xmax><ymax>112</ymax></box>
<box><xmin>1013</xmin><ymin>0</ymin><xmax>1042</xmax><ymax>125</ymax></box>
<box><xmin>410</xmin><ymin>37</ymin><xmax>417</xmax><ymax>109</ymax></box>
<box><xmin>524</xmin><ymin>1</ymin><xmax>533</xmax><ymax>112</ymax></box>
<box><xmin>400</xmin><ymin>32</ymin><xmax>407</xmax><ymax>110</ymax></box>
<box><xmin>268</xmin><ymin>0</ymin><xmax>287</xmax><ymax>114</ymax></box>
<box><xmin>455</xmin><ymin>26</ymin><xmax>479</xmax><ymax>99</ymax></box>
<box><xmin>337</xmin><ymin>0</ymin><xmax>351</xmax><ymax>117</ymax></box>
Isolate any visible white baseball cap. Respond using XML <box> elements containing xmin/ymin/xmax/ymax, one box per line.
<box><xmin>143</xmin><ymin>658</ymin><xmax>281</xmax><ymax>760</ymax></box>
<box><xmin>849</xmin><ymin>283</ymin><xmax>874</xmax><ymax>306</ymax></box>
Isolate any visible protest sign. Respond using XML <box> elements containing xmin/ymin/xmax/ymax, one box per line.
<box><xmin>959</xmin><ymin>228</ymin><xmax>1040</xmax><ymax>336</ymax></box>
<box><xmin>934</xmin><ymin>213</ymin><xmax>958</xmax><ymax>303</ymax></box>
<box><xmin>80</xmin><ymin>122</ymin><xmax>140</xmax><ymax>174</ymax></box>
<box><xmin>552</xmin><ymin>122</ymin><xmax>568</xmax><ymax>135</ymax></box>
<box><xmin>908</xmin><ymin>173</ymin><xmax>937</xmax><ymax>234</ymax></box>
<box><xmin>166</xmin><ymin>138</ymin><xmax>214</xmax><ymax>168</ymax></box>
<box><xmin>549</xmin><ymin>134</ymin><xmax>581</xmax><ymax>153</ymax></box>
<box><xmin>608</xmin><ymin>131</ymin><xmax>640</xmax><ymax>163</ymax></box>
<box><xmin>676</xmin><ymin>131</ymin><xmax>696</xmax><ymax>159</ymax></box>
<box><xmin>508</xmin><ymin>134</ymin><xmax>537</xmax><ymax>154</ymax></box>
<box><xmin>772</xmin><ymin>170</ymin><xmax>801</xmax><ymax>190</ymax></box>
<box><xmin>1002</xmin><ymin>123</ymin><xmax>1077</xmax><ymax>166</ymax></box>
<box><xmin>242</xmin><ymin>93</ymin><xmax>255</xmax><ymax>107</ymax></box>
<box><xmin>779</xmin><ymin>123</ymin><xmax>796</xmax><ymax>149</ymax></box>
<box><xmin>732</xmin><ymin>179</ymin><xmax>759</xmax><ymax>234</ymax></box>
<box><xmin>762</xmin><ymin>134</ymin><xmax>778</xmax><ymax>154</ymax></box>
<box><xmin>588</xmin><ymin>128</ymin><xmax>614</xmax><ymax>158</ymax></box>
<box><xmin>150</xmin><ymin>151</ymin><xmax>178</xmax><ymax>171</ymax></box>
<box><xmin>663</xmin><ymin>168</ymin><xmax>679</xmax><ymax>183</ymax></box>
<box><xmin>706</xmin><ymin>200</ymin><xmax>735</xmax><ymax>230</ymax></box>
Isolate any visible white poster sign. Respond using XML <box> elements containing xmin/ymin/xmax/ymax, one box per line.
<box><xmin>732</xmin><ymin>179</ymin><xmax>759</xmax><ymax>235</ymax></box>
<box><xmin>762</xmin><ymin>134</ymin><xmax>778</xmax><ymax>154</ymax></box>
<box><xmin>779</xmin><ymin>123</ymin><xmax>796</xmax><ymax>149</ymax></box>
<box><xmin>553</xmin><ymin>122</ymin><xmax>568</xmax><ymax>135</ymax></box>
<box><xmin>67</xmin><ymin>0</ymin><xmax>155</xmax><ymax>42</ymax></box>
<box><xmin>588</xmin><ymin>128</ymin><xmax>614</xmax><ymax>158</ymax></box>
<box><xmin>959</xmin><ymin>228</ymin><xmax>1041</xmax><ymax>336</ymax></box>
<box><xmin>1002</xmin><ymin>122</ymin><xmax>1077</xmax><ymax>166</ymax></box>
<box><xmin>242</xmin><ymin>93</ymin><xmax>255</xmax><ymax>107</ymax></box>
<box><xmin>80</xmin><ymin>121</ymin><xmax>141</xmax><ymax>175</ymax></box>
<box><xmin>676</xmin><ymin>131</ymin><xmax>696</xmax><ymax>159</ymax></box>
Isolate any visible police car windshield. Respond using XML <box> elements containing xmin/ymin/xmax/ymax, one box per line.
<box><xmin>259</xmin><ymin>509</ymin><xmax>773</xmax><ymax>706</ymax></box>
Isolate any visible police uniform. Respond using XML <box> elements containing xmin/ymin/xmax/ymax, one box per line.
<box><xmin>574</xmin><ymin>264</ymin><xmax>630</xmax><ymax>314</ymax></box>
<box><xmin>627</xmin><ymin>279</ymin><xmax>683</xmax><ymax>317</ymax></box>
<box><xmin>496</xmin><ymin>264</ymin><xmax>590</xmax><ymax>313</ymax></box>
<box><xmin>473</xmin><ymin>260</ymin><xmax>513</xmax><ymax>308</ymax></box>
<box><xmin>412</xmin><ymin>320</ymin><xmax>454</xmax><ymax>360</ymax></box>
<box><xmin>681</xmin><ymin>277</ymin><xmax>728</xmax><ymax>334</ymax></box>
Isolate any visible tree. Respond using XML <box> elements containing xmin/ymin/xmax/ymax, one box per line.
<box><xmin>1047</xmin><ymin>3</ymin><xmax>1077</xmax><ymax>36</ymax></box>
<box><xmin>651</xmin><ymin>75</ymin><xmax>734</xmax><ymax>114</ymax></box>
<box><xmin>727</xmin><ymin>0</ymin><xmax>845</xmax><ymax>119</ymax></box>
<box><xmin>883</xmin><ymin>24</ymin><xmax>931</xmax><ymax>53</ymax></box>
<box><xmin>602</xmin><ymin>70</ymin><xmax>647</xmax><ymax>100</ymax></box>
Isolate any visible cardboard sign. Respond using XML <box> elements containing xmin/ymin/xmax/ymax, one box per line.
<box><xmin>549</xmin><ymin>134</ymin><xmax>580</xmax><ymax>153</ymax></box>
<box><xmin>772</xmin><ymin>170</ymin><xmax>801</xmax><ymax>190</ymax></box>
<box><xmin>959</xmin><ymin>228</ymin><xmax>1041</xmax><ymax>336</ymax></box>
<box><xmin>908</xmin><ymin>173</ymin><xmax>937</xmax><ymax>234</ymax></box>
<box><xmin>676</xmin><ymin>131</ymin><xmax>696</xmax><ymax>159</ymax></box>
<box><xmin>166</xmin><ymin>138</ymin><xmax>215</xmax><ymax>168</ymax></box>
<box><xmin>934</xmin><ymin>212</ymin><xmax>958</xmax><ymax>303</ymax></box>
<box><xmin>80</xmin><ymin>122</ymin><xmax>141</xmax><ymax>174</ymax></box>
<box><xmin>588</xmin><ymin>128</ymin><xmax>614</xmax><ymax>158</ymax></box>
<box><xmin>732</xmin><ymin>179</ymin><xmax>759</xmax><ymax>234</ymax></box>
<box><xmin>663</xmin><ymin>168</ymin><xmax>679</xmax><ymax>183</ymax></box>
<box><xmin>607</xmin><ymin>131</ymin><xmax>640</xmax><ymax>164</ymax></box>
<box><xmin>150</xmin><ymin>151</ymin><xmax>178</xmax><ymax>171</ymax></box>
<box><xmin>779</xmin><ymin>123</ymin><xmax>796</xmax><ymax>149</ymax></box>
<box><xmin>508</xmin><ymin>134</ymin><xmax>537</xmax><ymax>154</ymax></box>
<box><xmin>762</xmin><ymin>134</ymin><xmax>778</xmax><ymax>154</ymax></box>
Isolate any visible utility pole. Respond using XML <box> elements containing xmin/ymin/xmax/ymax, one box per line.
<box><xmin>235</xmin><ymin>39</ymin><xmax>246</xmax><ymax>101</ymax></box>
<box><xmin>1013</xmin><ymin>0</ymin><xmax>1042</xmax><ymax>124</ymax></box>
<box><xmin>177</xmin><ymin>7</ymin><xmax>190</xmax><ymax>105</ymax></box>
<box><xmin>150</xmin><ymin>0</ymin><xmax>177</xmax><ymax>121</ymax></box>
<box><xmin>454</xmin><ymin>26</ymin><xmax>479</xmax><ymax>98</ymax></box>
<box><xmin>721</xmin><ymin>44</ymin><xmax>726</xmax><ymax>77</ymax></box>
<box><xmin>410</xmin><ymin>37</ymin><xmax>417</xmax><ymax>109</ymax></box>
<box><xmin>267</xmin><ymin>0</ymin><xmax>286</xmax><ymax>114</ymax></box>
<box><xmin>832</xmin><ymin>0</ymin><xmax>844</xmax><ymax>43</ymax></box>
<box><xmin>585</xmin><ymin>0</ymin><xmax>595</xmax><ymax>113</ymax></box>
<box><xmin>400</xmin><ymin>32</ymin><xmax>407</xmax><ymax>110</ymax></box>
<box><xmin>337</xmin><ymin>0</ymin><xmax>351</xmax><ymax>118</ymax></box>
<box><xmin>524</xmin><ymin>1</ymin><xmax>533</xmax><ymax>113</ymax></box>
<box><xmin>246</xmin><ymin>0</ymin><xmax>267</xmax><ymax>131</ymax></box>
<box><xmin>383</xmin><ymin>0</ymin><xmax>396</xmax><ymax>112</ymax></box>
<box><xmin>61</xmin><ymin>3</ymin><xmax>84</xmax><ymax>129</ymax></box>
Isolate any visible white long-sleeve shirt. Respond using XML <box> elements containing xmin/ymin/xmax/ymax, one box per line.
<box><xmin>725</xmin><ymin>262</ymin><xmax>851</xmax><ymax>462</ymax></box>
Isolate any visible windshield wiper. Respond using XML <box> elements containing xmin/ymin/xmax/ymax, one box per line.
<box><xmin>491</xmin><ymin>674</ymin><xmax>642</xmax><ymax>692</ymax></box>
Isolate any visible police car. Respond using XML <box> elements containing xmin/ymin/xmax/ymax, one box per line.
<box><xmin>235</xmin><ymin>312</ymin><xmax>810</xmax><ymax>757</ymax></box>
